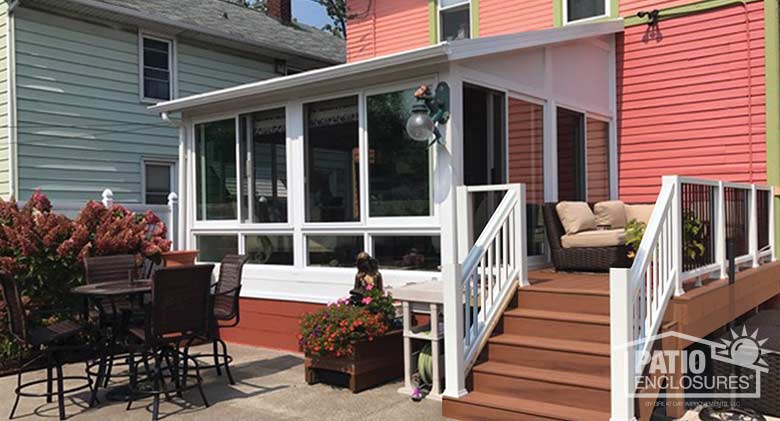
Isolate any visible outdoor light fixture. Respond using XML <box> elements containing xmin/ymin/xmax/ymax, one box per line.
<box><xmin>405</xmin><ymin>82</ymin><xmax>450</xmax><ymax>146</ymax></box>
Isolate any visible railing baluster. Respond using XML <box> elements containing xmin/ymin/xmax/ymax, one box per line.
<box><xmin>464</xmin><ymin>272</ymin><xmax>471</xmax><ymax>347</ymax></box>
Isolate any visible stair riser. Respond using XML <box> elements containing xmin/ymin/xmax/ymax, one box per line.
<box><xmin>487</xmin><ymin>342</ymin><xmax>610</xmax><ymax>376</ymax></box>
<box><xmin>473</xmin><ymin>371</ymin><xmax>610</xmax><ymax>412</ymax></box>
<box><xmin>502</xmin><ymin>316</ymin><xmax>610</xmax><ymax>343</ymax></box>
<box><xmin>442</xmin><ymin>399</ymin><xmax>565</xmax><ymax>421</ymax></box>
<box><xmin>517</xmin><ymin>290</ymin><xmax>609</xmax><ymax>315</ymax></box>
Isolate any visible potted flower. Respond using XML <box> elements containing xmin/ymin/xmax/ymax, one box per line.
<box><xmin>299</xmin><ymin>286</ymin><xmax>402</xmax><ymax>392</ymax></box>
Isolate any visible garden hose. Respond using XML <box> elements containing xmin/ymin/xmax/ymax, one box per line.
<box><xmin>417</xmin><ymin>343</ymin><xmax>433</xmax><ymax>385</ymax></box>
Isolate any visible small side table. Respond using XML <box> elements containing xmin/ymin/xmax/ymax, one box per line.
<box><xmin>392</xmin><ymin>281</ymin><xmax>444</xmax><ymax>401</ymax></box>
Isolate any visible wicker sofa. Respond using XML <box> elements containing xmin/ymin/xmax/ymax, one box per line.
<box><xmin>542</xmin><ymin>201</ymin><xmax>653</xmax><ymax>272</ymax></box>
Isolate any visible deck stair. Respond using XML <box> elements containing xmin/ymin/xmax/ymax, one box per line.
<box><xmin>443</xmin><ymin>272</ymin><xmax>612</xmax><ymax>421</ymax></box>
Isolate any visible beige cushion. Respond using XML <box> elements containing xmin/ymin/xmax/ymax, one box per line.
<box><xmin>625</xmin><ymin>204</ymin><xmax>655</xmax><ymax>225</ymax></box>
<box><xmin>555</xmin><ymin>201</ymin><xmax>596</xmax><ymax>235</ymax></box>
<box><xmin>594</xmin><ymin>200</ymin><xmax>627</xmax><ymax>229</ymax></box>
<box><xmin>561</xmin><ymin>229</ymin><xmax>626</xmax><ymax>249</ymax></box>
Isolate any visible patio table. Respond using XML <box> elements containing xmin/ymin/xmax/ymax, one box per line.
<box><xmin>71</xmin><ymin>280</ymin><xmax>152</xmax><ymax>403</ymax></box>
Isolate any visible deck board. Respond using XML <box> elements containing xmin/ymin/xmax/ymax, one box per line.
<box><xmin>527</xmin><ymin>269</ymin><xmax>609</xmax><ymax>294</ymax></box>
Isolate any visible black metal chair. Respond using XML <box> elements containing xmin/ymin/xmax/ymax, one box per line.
<box><xmin>0</xmin><ymin>275</ymin><xmax>93</xmax><ymax>420</ymax></box>
<box><xmin>207</xmin><ymin>254</ymin><xmax>249</xmax><ymax>385</ymax></box>
<box><xmin>83</xmin><ymin>254</ymin><xmax>140</xmax><ymax>390</ymax></box>
<box><xmin>124</xmin><ymin>265</ymin><xmax>214</xmax><ymax>421</ymax></box>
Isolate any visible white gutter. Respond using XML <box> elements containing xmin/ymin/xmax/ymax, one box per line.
<box><xmin>6</xmin><ymin>0</ymin><xmax>18</xmax><ymax>198</ymax></box>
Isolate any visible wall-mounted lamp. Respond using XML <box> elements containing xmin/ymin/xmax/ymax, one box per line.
<box><xmin>405</xmin><ymin>82</ymin><xmax>450</xmax><ymax>146</ymax></box>
<box><xmin>637</xmin><ymin>9</ymin><xmax>660</xmax><ymax>26</ymax></box>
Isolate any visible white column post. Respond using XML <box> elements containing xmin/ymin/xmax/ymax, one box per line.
<box><xmin>177</xmin><ymin>124</ymin><xmax>188</xmax><ymax>251</ymax></box>
<box><xmin>167</xmin><ymin>192</ymin><xmax>178</xmax><ymax>251</ymax></box>
<box><xmin>750</xmin><ymin>185</ymin><xmax>759</xmax><ymax>267</ymax></box>
<box><xmin>610</xmin><ymin>267</ymin><xmax>637</xmax><ymax>421</ymax></box>
<box><xmin>664</xmin><ymin>176</ymin><xmax>684</xmax><ymax>296</ymax></box>
<box><xmin>512</xmin><ymin>184</ymin><xmax>528</xmax><ymax>287</ymax></box>
<box><xmin>101</xmin><ymin>188</ymin><xmax>114</xmax><ymax>208</ymax></box>
<box><xmin>770</xmin><ymin>189</ymin><xmax>776</xmax><ymax>261</ymax></box>
<box><xmin>716</xmin><ymin>181</ymin><xmax>727</xmax><ymax>278</ymax></box>
<box><xmin>456</xmin><ymin>186</ymin><xmax>471</xmax><ymax>265</ymax></box>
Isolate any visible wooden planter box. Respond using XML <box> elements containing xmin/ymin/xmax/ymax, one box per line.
<box><xmin>305</xmin><ymin>329</ymin><xmax>403</xmax><ymax>393</ymax></box>
<box><xmin>161</xmin><ymin>250</ymin><xmax>198</xmax><ymax>267</ymax></box>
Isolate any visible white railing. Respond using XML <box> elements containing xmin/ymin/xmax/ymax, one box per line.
<box><xmin>610</xmin><ymin>176</ymin><xmax>775</xmax><ymax>421</ymax></box>
<box><xmin>444</xmin><ymin>183</ymin><xmax>527</xmax><ymax>397</ymax></box>
<box><xmin>21</xmin><ymin>189</ymin><xmax>179</xmax><ymax>250</ymax></box>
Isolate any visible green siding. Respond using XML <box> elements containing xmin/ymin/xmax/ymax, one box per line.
<box><xmin>0</xmin><ymin>1</ymin><xmax>9</xmax><ymax>199</ymax></box>
<box><xmin>13</xmin><ymin>7</ymin><xmax>280</xmax><ymax>202</ymax></box>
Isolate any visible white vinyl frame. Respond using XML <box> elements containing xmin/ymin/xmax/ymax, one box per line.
<box><xmin>141</xmin><ymin>158</ymin><xmax>177</xmax><ymax>205</ymax></box>
<box><xmin>138</xmin><ymin>31</ymin><xmax>177</xmax><ymax>104</ymax></box>
<box><xmin>563</xmin><ymin>0</ymin><xmax>611</xmax><ymax>25</ymax></box>
<box><xmin>438</xmin><ymin>0</ymin><xmax>473</xmax><ymax>42</ymax></box>
<box><xmin>186</xmin><ymin>77</ymin><xmax>444</xmax><ymax>278</ymax></box>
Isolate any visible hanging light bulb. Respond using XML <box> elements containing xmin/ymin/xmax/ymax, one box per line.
<box><xmin>406</xmin><ymin>102</ymin><xmax>436</xmax><ymax>142</ymax></box>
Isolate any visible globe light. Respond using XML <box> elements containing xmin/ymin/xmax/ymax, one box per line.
<box><xmin>406</xmin><ymin>103</ymin><xmax>435</xmax><ymax>142</ymax></box>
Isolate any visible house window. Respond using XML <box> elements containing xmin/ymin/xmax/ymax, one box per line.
<box><xmin>372</xmin><ymin>236</ymin><xmax>441</xmax><ymax>271</ymax></box>
<box><xmin>439</xmin><ymin>0</ymin><xmax>470</xmax><ymax>41</ymax></box>
<box><xmin>144</xmin><ymin>161</ymin><xmax>174</xmax><ymax>205</ymax></box>
<box><xmin>304</xmin><ymin>96</ymin><xmax>360</xmax><ymax>223</ymax></box>
<box><xmin>245</xmin><ymin>235</ymin><xmax>294</xmax><ymax>265</ymax></box>
<box><xmin>565</xmin><ymin>0</ymin><xmax>608</xmax><ymax>23</ymax></box>
<box><xmin>195</xmin><ymin>119</ymin><xmax>237</xmax><ymax>221</ymax></box>
<box><xmin>240</xmin><ymin>108</ymin><xmax>288</xmax><ymax>223</ymax></box>
<box><xmin>307</xmin><ymin>236</ymin><xmax>364</xmax><ymax>267</ymax></box>
<box><xmin>196</xmin><ymin>235</ymin><xmax>238</xmax><ymax>263</ymax></box>
<box><xmin>557</xmin><ymin>108</ymin><xmax>586</xmax><ymax>201</ymax></box>
<box><xmin>141</xmin><ymin>36</ymin><xmax>173</xmax><ymax>101</ymax></box>
<box><xmin>586</xmin><ymin>118</ymin><xmax>610</xmax><ymax>202</ymax></box>
<box><xmin>367</xmin><ymin>88</ymin><xmax>431</xmax><ymax>217</ymax></box>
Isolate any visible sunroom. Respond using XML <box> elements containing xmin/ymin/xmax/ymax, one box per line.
<box><xmin>149</xmin><ymin>20</ymin><xmax>623</xmax><ymax>303</ymax></box>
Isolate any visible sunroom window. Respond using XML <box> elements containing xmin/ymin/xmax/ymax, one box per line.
<box><xmin>240</xmin><ymin>108</ymin><xmax>288</xmax><ymax>223</ymax></box>
<box><xmin>565</xmin><ymin>0</ymin><xmax>607</xmax><ymax>23</ymax></box>
<box><xmin>440</xmin><ymin>0</ymin><xmax>470</xmax><ymax>41</ymax></box>
<box><xmin>195</xmin><ymin>119</ymin><xmax>237</xmax><ymax>220</ymax></box>
<box><xmin>304</xmin><ymin>96</ymin><xmax>360</xmax><ymax>223</ymax></box>
<box><xmin>367</xmin><ymin>89</ymin><xmax>432</xmax><ymax>217</ymax></box>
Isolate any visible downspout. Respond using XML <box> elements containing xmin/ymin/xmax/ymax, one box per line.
<box><xmin>6</xmin><ymin>0</ymin><xmax>18</xmax><ymax>198</ymax></box>
<box><xmin>161</xmin><ymin>112</ymin><xmax>186</xmax><ymax>251</ymax></box>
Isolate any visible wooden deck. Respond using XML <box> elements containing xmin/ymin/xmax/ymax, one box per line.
<box><xmin>527</xmin><ymin>269</ymin><xmax>609</xmax><ymax>293</ymax></box>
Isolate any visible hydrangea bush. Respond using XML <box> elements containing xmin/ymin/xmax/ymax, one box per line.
<box><xmin>0</xmin><ymin>191</ymin><xmax>171</xmax><ymax>365</ymax></box>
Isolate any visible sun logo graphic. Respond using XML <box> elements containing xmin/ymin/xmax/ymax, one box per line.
<box><xmin>617</xmin><ymin>327</ymin><xmax>773</xmax><ymax>399</ymax></box>
<box><xmin>713</xmin><ymin>326</ymin><xmax>770</xmax><ymax>373</ymax></box>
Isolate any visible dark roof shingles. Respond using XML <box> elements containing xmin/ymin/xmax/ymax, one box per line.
<box><xmin>94</xmin><ymin>0</ymin><xmax>345</xmax><ymax>64</ymax></box>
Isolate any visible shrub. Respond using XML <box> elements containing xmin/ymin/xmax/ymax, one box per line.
<box><xmin>0</xmin><ymin>191</ymin><xmax>171</xmax><ymax>366</ymax></box>
<box><xmin>625</xmin><ymin>212</ymin><xmax>706</xmax><ymax>263</ymax></box>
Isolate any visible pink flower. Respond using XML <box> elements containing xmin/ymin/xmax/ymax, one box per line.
<box><xmin>365</xmin><ymin>283</ymin><xmax>374</xmax><ymax>291</ymax></box>
<box><xmin>361</xmin><ymin>296</ymin><xmax>372</xmax><ymax>305</ymax></box>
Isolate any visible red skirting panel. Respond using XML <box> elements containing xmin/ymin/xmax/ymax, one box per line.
<box><xmin>220</xmin><ymin>298</ymin><xmax>324</xmax><ymax>352</ymax></box>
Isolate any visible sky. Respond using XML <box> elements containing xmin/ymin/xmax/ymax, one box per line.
<box><xmin>292</xmin><ymin>0</ymin><xmax>331</xmax><ymax>28</ymax></box>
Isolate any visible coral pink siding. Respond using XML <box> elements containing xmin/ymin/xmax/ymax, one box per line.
<box><xmin>620</xmin><ymin>0</ymin><xmax>711</xmax><ymax>17</ymax></box>
<box><xmin>480</xmin><ymin>0</ymin><xmax>553</xmax><ymax>36</ymax></box>
<box><xmin>617</xmin><ymin>2</ymin><xmax>766</xmax><ymax>203</ymax></box>
<box><xmin>346</xmin><ymin>0</ymin><xmax>430</xmax><ymax>62</ymax></box>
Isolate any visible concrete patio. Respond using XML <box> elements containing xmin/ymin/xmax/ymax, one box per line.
<box><xmin>0</xmin><ymin>344</ymin><xmax>445</xmax><ymax>421</ymax></box>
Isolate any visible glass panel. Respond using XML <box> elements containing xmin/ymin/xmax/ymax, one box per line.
<box><xmin>307</xmin><ymin>236</ymin><xmax>363</xmax><ymax>267</ymax></box>
<box><xmin>567</xmin><ymin>0</ymin><xmax>605</xmax><ymax>22</ymax></box>
<box><xmin>196</xmin><ymin>119</ymin><xmax>237</xmax><ymax>220</ymax></box>
<box><xmin>367</xmin><ymin>89</ymin><xmax>431</xmax><ymax>217</ymax></box>
<box><xmin>304</xmin><ymin>97</ymin><xmax>360</xmax><ymax>222</ymax></box>
<box><xmin>196</xmin><ymin>235</ymin><xmax>237</xmax><ymax>263</ymax></box>
<box><xmin>373</xmin><ymin>236</ymin><xmax>441</xmax><ymax>271</ymax></box>
<box><xmin>145</xmin><ymin>163</ymin><xmax>171</xmax><ymax>205</ymax></box>
<box><xmin>240</xmin><ymin>108</ymin><xmax>288</xmax><ymax>223</ymax></box>
<box><xmin>143</xmin><ymin>38</ymin><xmax>170</xmax><ymax>100</ymax></box>
<box><xmin>245</xmin><ymin>235</ymin><xmax>294</xmax><ymax>265</ymax></box>
<box><xmin>441</xmin><ymin>7</ymin><xmax>470</xmax><ymax>41</ymax></box>
<box><xmin>557</xmin><ymin>108</ymin><xmax>586</xmax><ymax>202</ymax></box>
<box><xmin>440</xmin><ymin>0</ymin><xmax>469</xmax><ymax>7</ymax></box>
<box><xmin>586</xmin><ymin>118</ymin><xmax>610</xmax><ymax>202</ymax></box>
<box><xmin>508</xmin><ymin>98</ymin><xmax>545</xmax><ymax>256</ymax></box>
